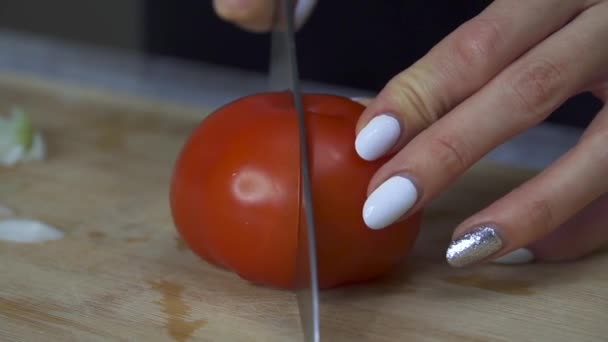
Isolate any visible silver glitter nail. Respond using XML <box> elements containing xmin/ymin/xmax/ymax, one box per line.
<box><xmin>446</xmin><ymin>226</ymin><xmax>503</xmax><ymax>267</ymax></box>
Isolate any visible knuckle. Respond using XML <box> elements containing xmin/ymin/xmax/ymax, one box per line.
<box><xmin>450</xmin><ymin>17</ymin><xmax>504</xmax><ymax>69</ymax></box>
<box><xmin>428</xmin><ymin>134</ymin><xmax>472</xmax><ymax>174</ymax></box>
<box><xmin>384</xmin><ymin>70</ymin><xmax>440</xmax><ymax>128</ymax></box>
<box><xmin>507</xmin><ymin>59</ymin><xmax>564</xmax><ymax>118</ymax></box>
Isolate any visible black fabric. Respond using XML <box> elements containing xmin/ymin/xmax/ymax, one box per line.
<box><xmin>142</xmin><ymin>0</ymin><xmax>602</xmax><ymax>128</ymax></box>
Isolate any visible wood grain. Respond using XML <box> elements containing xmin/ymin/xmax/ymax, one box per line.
<box><xmin>0</xmin><ymin>73</ymin><xmax>606</xmax><ymax>342</ymax></box>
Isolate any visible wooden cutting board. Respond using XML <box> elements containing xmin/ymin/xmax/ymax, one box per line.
<box><xmin>0</xmin><ymin>73</ymin><xmax>606</xmax><ymax>342</ymax></box>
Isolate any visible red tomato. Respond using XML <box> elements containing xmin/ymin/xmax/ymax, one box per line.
<box><xmin>170</xmin><ymin>92</ymin><xmax>421</xmax><ymax>289</ymax></box>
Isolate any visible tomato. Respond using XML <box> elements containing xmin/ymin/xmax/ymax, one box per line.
<box><xmin>170</xmin><ymin>92</ymin><xmax>421</xmax><ymax>290</ymax></box>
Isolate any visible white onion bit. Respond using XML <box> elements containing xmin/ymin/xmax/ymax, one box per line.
<box><xmin>0</xmin><ymin>205</ymin><xmax>14</xmax><ymax>218</ymax></box>
<box><xmin>0</xmin><ymin>218</ymin><xmax>64</xmax><ymax>243</ymax></box>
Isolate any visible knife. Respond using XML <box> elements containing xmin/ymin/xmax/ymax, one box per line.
<box><xmin>268</xmin><ymin>1</ymin><xmax>320</xmax><ymax>341</ymax></box>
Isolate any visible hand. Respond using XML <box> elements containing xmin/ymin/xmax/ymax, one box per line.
<box><xmin>212</xmin><ymin>0</ymin><xmax>317</xmax><ymax>32</ymax></box>
<box><xmin>355</xmin><ymin>0</ymin><xmax>608</xmax><ymax>267</ymax></box>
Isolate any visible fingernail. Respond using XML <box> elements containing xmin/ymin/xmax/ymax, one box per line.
<box><xmin>363</xmin><ymin>176</ymin><xmax>418</xmax><ymax>230</ymax></box>
<box><xmin>355</xmin><ymin>114</ymin><xmax>400</xmax><ymax>161</ymax></box>
<box><xmin>491</xmin><ymin>248</ymin><xmax>535</xmax><ymax>265</ymax></box>
<box><xmin>446</xmin><ymin>226</ymin><xmax>503</xmax><ymax>267</ymax></box>
<box><xmin>350</xmin><ymin>97</ymin><xmax>373</xmax><ymax>106</ymax></box>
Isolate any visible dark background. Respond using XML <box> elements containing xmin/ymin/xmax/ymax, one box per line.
<box><xmin>142</xmin><ymin>0</ymin><xmax>602</xmax><ymax>129</ymax></box>
<box><xmin>0</xmin><ymin>0</ymin><xmax>600</xmax><ymax>128</ymax></box>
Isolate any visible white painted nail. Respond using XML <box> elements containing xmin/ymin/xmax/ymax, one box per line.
<box><xmin>492</xmin><ymin>248</ymin><xmax>535</xmax><ymax>265</ymax></box>
<box><xmin>355</xmin><ymin>114</ymin><xmax>401</xmax><ymax>161</ymax></box>
<box><xmin>363</xmin><ymin>176</ymin><xmax>418</xmax><ymax>230</ymax></box>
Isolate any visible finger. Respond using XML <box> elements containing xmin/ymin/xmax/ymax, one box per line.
<box><xmin>493</xmin><ymin>100</ymin><xmax>608</xmax><ymax>264</ymax></box>
<box><xmin>492</xmin><ymin>192</ymin><xmax>608</xmax><ymax>264</ymax></box>
<box><xmin>213</xmin><ymin>0</ymin><xmax>275</xmax><ymax>32</ymax></box>
<box><xmin>213</xmin><ymin>0</ymin><xmax>317</xmax><ymax>32</ymax></box>
<box><xmin>354</xmin><ymin>0</ymin><xmax>596</xmax><ymax>161</ymax></box>
<box><xmin>447</xmin><ymin>101</ymin><xmax>608</xmax><ymax>267</ymax></box>
<box><xmin>362</xmin><ymin>2</ymin><xmax>608</xmax><ymax>231</ymax></box>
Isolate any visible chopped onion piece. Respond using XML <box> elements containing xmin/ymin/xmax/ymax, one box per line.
<box><xmin>0</xmin><ymin>218</ymin><xmax>64</xmax><ymax>243</ymax></box>
<box><xmin>23</xmin><ymin>133</ymin><xmax>45</xmax><ymax>161</ymax></box>
<box><xmin>0</xmin><ymin>107</ymin><xmax>46</xmax><ymax>166</ymax></box>
<box><xmin>0</xmin><ymin>205</ymin><xmax>14</xmax><ymax>218</ymax></box>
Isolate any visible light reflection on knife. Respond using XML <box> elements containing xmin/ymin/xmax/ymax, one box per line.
<box><xmin>268</xmin><ymin>0</ymin><xmax>320</xmax><ymax>341</ymax></box>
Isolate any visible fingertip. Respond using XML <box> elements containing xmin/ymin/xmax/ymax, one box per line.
<box><xmin>213</xmin><ymin>0</ymin><xmax>274</xmax><ymax>32</ymax></box>
<box><xmin>362</xmin><ymin>176</ymin><xmax>418</xmax><ymax>230</ymax></box>
<box><xmin>446</xmin><ymin>225</ymin><xmax>503</xmax><ymax>267</ymax></box>
<box><xmin>213</xmin><ymin>0</ymin><xmax>249</xmax><ymax>19</ymax></box>
<box><xmin>354</xmin><ymin>114</ymin><xmax>401</xmax><ymax>161</ymax></box>
<box><xmin>215</xmin><ymin>0</ymin><xmax>317</xmax><ymax>31</ymax></box>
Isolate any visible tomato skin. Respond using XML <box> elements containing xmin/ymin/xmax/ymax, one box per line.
<box><xmin>170</xmin><ymin>92</ymin><xmax>421</xmax><ymax>290</ymax></box>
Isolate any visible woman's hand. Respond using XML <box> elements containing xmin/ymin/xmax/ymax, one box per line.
<box><xmin>355</xmin><ymin>0</ymin><xmax>608</xmax><ymax>266</ymax></box>
<box><xmin>213</xmin><ymin>0</ymin><xmax>608</xmax><ymax>267</ymax></box>
<box><xmin>212</xmin><ymin>0</ymin><xmax>317</xmax><ymax>32</ymax></box>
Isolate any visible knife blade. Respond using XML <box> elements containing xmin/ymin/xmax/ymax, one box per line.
<box><xmin>268</xmin><ymin>1</ymin><xmax>320</xmax><ymax>341</ymax></box>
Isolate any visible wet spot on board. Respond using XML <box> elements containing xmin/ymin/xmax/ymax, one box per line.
<box><xmin>95</xmin><ymin>130</ymin><xmax>126</xmax><ymax>152</ymax></box>
<box><xmin>148</xmin><ymin>280</ymin><xmax>206</xmax><ymax>342</ymax></box>
<box><xmin>126</xmin><ymin>235</ymin><xmax>150</xmax><ymax>244</ymax></box>
<box><xmin>443</xmin><ymin>274</ymin><xmax>534</xmax><ymax>295</ymax></box>
<box><xmin>89</xmin><ymin>231</ymin><xmax>106</xmax><ymax>239</ymax></box>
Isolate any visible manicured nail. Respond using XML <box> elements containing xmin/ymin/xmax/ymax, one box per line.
<box><xmin>355</xmin><ymin>114</ymin><xmax>400</xmax><ymax>161</ymax></box>
<box><xmin>446</xmin><ymin>226</ymin><xmax>503</xmax><ymax>267</ymax></box>
<box><xmin>362</xmin><ymin>176</ymin><xmax>418</xmax><ymax>230</ymax></box>
<box><xmin>491</xmin><ymin>248</ymin><xmax>535</xmax><ymax>265</ymax></box>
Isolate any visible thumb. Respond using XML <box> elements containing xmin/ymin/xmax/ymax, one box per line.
<box><xmin>213</xmin><ymin>0</ymin><xmax>317</xmax><ymax>32</ymax></box>
<box><xmin>213</xmin><ymin>0</ymin><xmax>275</xmax><ymax>32</ymax></box>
